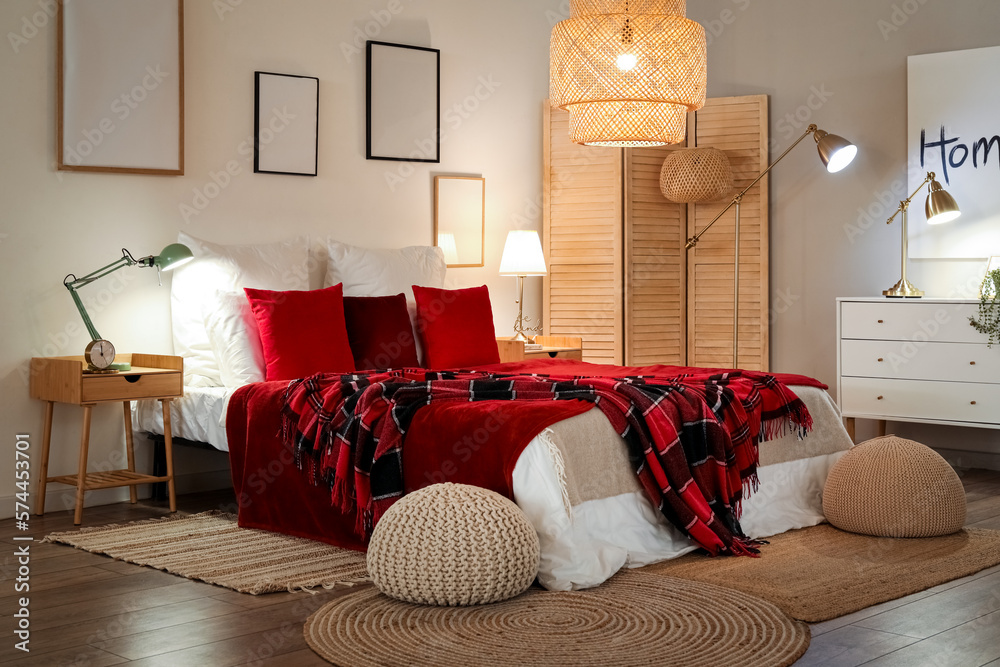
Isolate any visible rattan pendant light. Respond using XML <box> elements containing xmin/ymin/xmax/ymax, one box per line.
<box><xmin>550</xmin><ymin>0</ymin><xmax>707</xmax><ymax>147</ymax></box>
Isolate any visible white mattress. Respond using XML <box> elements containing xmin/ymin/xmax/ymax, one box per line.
<box><xmin>133</xmin><ymin>386</ymin><xmax>232</xmax><ymax>451</ymax></box>
<box><xmin>135</xmin><ymin>384</ymin><xmax>850</xmax><ymax>591</ymax></box>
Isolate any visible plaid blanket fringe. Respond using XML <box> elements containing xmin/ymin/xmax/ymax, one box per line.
<box><xmin>281</xmin><ymin>368</ymin><xmax>813</xmax><ymax>557</ymax></box>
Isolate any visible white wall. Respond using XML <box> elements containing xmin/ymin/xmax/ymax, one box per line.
<box><xmin>0</xmin><ymin>0</ymin><xmax>563</xmax><ymax>516</ymax></box>
<box><xmin>687</xmin><ymin>0</ymin><xmax>1000</xmax><ymax>462</ymax></box>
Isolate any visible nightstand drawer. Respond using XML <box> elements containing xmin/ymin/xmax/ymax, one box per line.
<box><xmin>841</xmin><ymin>301</ymin><xmax>981</xmax><ymax>343</ymax></box>
<box><xmin>524</xmin><ymin>349</ymin><xmax>584</xmax><ymax>361</ymax></box>
<box><xmin>841</xmin><ymin>377</ymin><xmax>1000</xmax><ymax>425</ymax></box>
<box><xmin>81</xmin><ymin>372</ymin><xmax>183</xmax><ymax>403</ymax></box>
<box><xmin>841</xmin><ymin>339</ymin><xmax>1000</xmax><ymax>383</ymax></box>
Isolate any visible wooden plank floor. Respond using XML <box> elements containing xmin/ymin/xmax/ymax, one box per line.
<box><xmin>2</xmin><ymin>470</ymin><xmax>999</xmax><ymax>666</ymax></box>
<box><xmin>797</xmin><ymin>467</ymin><xmax>1000</xmax><ymax>667</ymax></box>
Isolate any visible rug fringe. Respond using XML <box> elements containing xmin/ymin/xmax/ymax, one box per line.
<box><xmin>41</xmin><ymin>510</ymin><xmax>238</xmax><ymax>543</ymax></box>
<box><xmin>293</xmin><ymin>577</ymin><xmax>373</xmax><ymax>595</ymax></box>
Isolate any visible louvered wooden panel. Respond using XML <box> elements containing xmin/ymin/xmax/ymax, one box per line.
<box><xmin>544</xmin><ymin>104</ymin><xmax>623</xmax><ymax>364</ymax></box>
<box><xmin>624</xmin><ymin>147</ymin><xmax>685</xmax><ymax>366</ymax></box>
<box><xmin>686</xmin><ymin>95</ymin><xmax>769</xmax><ymax>371</ymax></box>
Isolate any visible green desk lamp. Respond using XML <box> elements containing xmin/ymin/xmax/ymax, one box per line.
<box><xmin>64</xmin><ymin>243</ymin><xmax>194</xmax><ymax>373</ymax></box>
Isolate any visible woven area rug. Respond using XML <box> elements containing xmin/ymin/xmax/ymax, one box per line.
<box><xmin>42</xmin><ymin>511</ymin><xmax>369</xmax><ymax>595</ymax></box>
<box><xmin>638</xmin><ymin>524</ymin><xmax>1000</xmax><ymax>623</ymax></box>
<box><xmin>303</xmin><ymin>569</ymin><xmax>809</xmax><ymax>667</ymax></box>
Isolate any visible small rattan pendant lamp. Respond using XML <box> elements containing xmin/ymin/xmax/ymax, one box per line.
<box><xmin>550</xmin><ymin>0</ymin><xmax>707</xmax><ymax>147</ymax></box>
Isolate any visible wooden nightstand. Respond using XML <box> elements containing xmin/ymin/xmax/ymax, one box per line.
<box><xmin>29</xmin><ymin>354</ymin><xmax>183</xmax><ymax>525</ymax></box>
<box><xmin>497</xmin><ymin>336</ymin><xmax>584</xmax><ymax>363</ymax></box>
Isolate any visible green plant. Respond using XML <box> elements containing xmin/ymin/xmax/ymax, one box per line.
<box><xmin>970</xmin><ymin>268</ymin><xmax>1000</xmax><ymax>347</ymax></box>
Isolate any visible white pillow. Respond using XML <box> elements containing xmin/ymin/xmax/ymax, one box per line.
<box><xmin>324</xmin><ymin>241</ymin><xmax>446</xmax><ymax>367</ymax></box>
<box><xmin>171</xmin><ymin>232</ymin><xmax>309</xmax><ymax>386</ymax></box>
<box><xmin>203</xmin><ymin>291</ymin><xmax>266</xmax><ymax>388</ymax></box>
<box><xmin>324</xmin><ymin>241</ymin><xmax>446</xmax><ymax>299</ymax></box>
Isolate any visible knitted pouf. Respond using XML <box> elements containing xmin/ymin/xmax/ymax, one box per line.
<box><xmin>823</xmin><ymin>435</ymin><xmax>967</xmax><ymax>538</ymax></box>
<box><xmin>367</xmin><ymin>483</ymin><xmax>540</xmax><ymax>606</ymax></box>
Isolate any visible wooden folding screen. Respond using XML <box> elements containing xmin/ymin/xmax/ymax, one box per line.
<box><xmin>543</xmin><ymin>104</ymin><xmax>624</xmax><ymax>364</ymax></box>
<box><xmin>623</xmin><ymin>148</ymin><xmax>687</xmax><ymax>365</ymax></box>
<box><xmin>543</xmin><ymin>95</ymin><xmax>769</xmax><ymax>370</ymax></box>
<box><xmin>686</xmin><ymin>95</ymin><xmax>770</xmax><ymax>371</ymax></box>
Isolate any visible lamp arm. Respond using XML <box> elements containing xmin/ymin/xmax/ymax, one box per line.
<box><xmin>686</xmin><ymin>125</ymin><xmax>820</xmax><ymax>250</ymax></box>
<box><xmin>886</xmin><ymin>172</ymin><xmax>934</xmax><ymax>225</ymax></box>
<box><xmin>67</xmin><ymin>284</ymin><xmax>102</xmax><ymax>341</ymax></box>
<box><xmin>62</xmin><ymin>250</ymin><xmax>137</xmax><ymax>290</ymax></box>
<box><xmin>61</xmin><ymin>249</ymin><xmax>138</xmax><ymax>341</ymax></box>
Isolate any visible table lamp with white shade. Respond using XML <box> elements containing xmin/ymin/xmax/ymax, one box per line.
<box><xmin>499</xmin><ymin>230</ymin><xmax>547</xmax><ymax>342</ymax></box>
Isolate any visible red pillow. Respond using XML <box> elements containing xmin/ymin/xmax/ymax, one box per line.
<box><xmin>412</xmin><ymin>285</ymin><xmax>500</xmax><ymax>369</ymax></box>
<box><xmin>244</xmin><ymin>284</ymin><xmax>355</xmax><ymax>381</ymax></box>
<box><xmin>343</xmin><ymin>294</ymin><xmax>420</xmax><ymax>370</ymax></box>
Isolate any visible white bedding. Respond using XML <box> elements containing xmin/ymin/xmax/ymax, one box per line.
<box><xmin>135</xmin><ymin>384</ymin><xmax>851</xmax><ymax>591</ymax></box>
<box><xmin>133</xmin><ymin>387</ymin><xmax>232</xmax><ymax>451</ymax></box>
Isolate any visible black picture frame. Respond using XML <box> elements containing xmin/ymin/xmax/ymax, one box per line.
<box><xmin>366</xmin><ymin>41</ymin><xmax>441</xmax><ymax>163</ymax></box>
<box><xmin>254</xmin><ymin>71</ymin><xmax>319</xmax><ymax>177</ymax></box>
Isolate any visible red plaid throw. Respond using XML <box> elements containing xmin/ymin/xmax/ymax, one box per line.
<box><xmin>282</xmin><ymin>368</ymin><xmax>812</xmax><ymax>557</ymax></box>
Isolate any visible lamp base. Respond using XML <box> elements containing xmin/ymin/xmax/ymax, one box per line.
<box><xmin>883</xmin><ymin>278</ymin><xmax>924</xmax><ymax>298</ymax></box>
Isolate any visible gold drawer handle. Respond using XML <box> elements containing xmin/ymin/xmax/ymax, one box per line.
<box><xmin>877</xmin><ymin>319</ymin><xmax>885</xmax><ymax>324</ymax></box>
<box><xmin>877</xmin><ymin>395</ymin><xmax>884</xmax><ymax>401</ymax></box>
<box><xmin>971</xmin><ymin>401</ymin><xmax>977</xmax><ymax>405</ymax></box>
<box><xmin>970</xmin><ymin>361</ymin><xmax>977</xmax><ymax>366</ymax></box>
<box><xmin>877</xmin><ymin>358</ymin><xmax>884</xmax><ymax>363</ymax></box>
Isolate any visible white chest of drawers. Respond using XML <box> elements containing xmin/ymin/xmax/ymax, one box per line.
<box><xmin>837</xmin><ymin>297</ymin><xmax>1000</xmax><ymax>437</ymax></box>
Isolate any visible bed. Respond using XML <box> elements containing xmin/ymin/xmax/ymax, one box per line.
<box><xmin>133</xmin><ymin>233</ymin><xmax>854</xmax><ymax>591</ymax></box>
<box><xmin>136</xmin><ymin>361</ymin><xmax>852</xmax><ymax>591</ymax></box>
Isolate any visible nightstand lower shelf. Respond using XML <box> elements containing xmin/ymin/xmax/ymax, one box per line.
<box><xmin>47</xmin><ymin>470</ymin><xmax>171</xmax><ymax>491</ymax></box>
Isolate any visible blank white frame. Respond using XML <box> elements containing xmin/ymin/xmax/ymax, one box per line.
<box><xmin>435</xmin><ymin>176</ymin><xmax>485</xmax><ymax>268</ymax></box>
<box><xmin>254</xmin><ymin>72</ymin><xmax>319</xmax><ymax>177</ymax></box>
<box><xmin>58</xmin><ymin>0</ymin><xmax>184</xmax><ymax>174</ymax></box>
<box><xmin>367</xmin><ymin>41</ymin><xmax>440</xmax><ymax>163</ymax></box>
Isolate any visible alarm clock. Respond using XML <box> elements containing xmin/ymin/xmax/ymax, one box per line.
<box><xmin>84</xmin><ymin>339</ymin><xmax>116</xmax><ymax>372</ymax></box>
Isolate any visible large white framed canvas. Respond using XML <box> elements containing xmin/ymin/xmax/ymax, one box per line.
<box><xmin>908</xmin><ymin>46</ymin><xmax>1000</xmax><ymax>258</ymax></box>
<box><xmin>58</xmin><ymin>0</ymin><xmax>184</xmax><ymax>174</ymax></box>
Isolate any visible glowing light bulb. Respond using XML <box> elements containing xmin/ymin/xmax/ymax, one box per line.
<box><xmin>616</xmin><ymin>53</ymin><xmax>637</xmax><ymax>71</ymax></box>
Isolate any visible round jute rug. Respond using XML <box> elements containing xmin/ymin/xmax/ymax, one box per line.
<box><xmin>303</xmin><ymin>570</ymin><xmax>810</xmax><ymax>667</ymax></box>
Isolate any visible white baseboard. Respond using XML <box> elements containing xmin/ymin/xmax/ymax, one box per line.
<box><xmin>933</xmin><ymin>447</ymin><xmax>1000</xmax><ymax>473</ymax></box>
<box><xmin>0</xmin><ymin>469</ymin><xmax>233</xmax><ymax>520</ymax></box>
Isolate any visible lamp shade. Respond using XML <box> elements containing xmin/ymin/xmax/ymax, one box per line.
<box><xmin>660</xmin><ymin>147</ymin><xmax>734</xmax><ymax>203</ymax></box>
<box><xmin>550</xmin><ymin>0</ymin><xmax>706</xmax><ymax>147</ymax></box>
<box><xmin>815</xmin><ymin>130</ymin><xmax>858</xmax><ymax>173</ymax></box>
<box><xmin>500</xmin><ymin>231</ymin><xmax>547</xmax><ymax>277</ymax></box>
<box><xmin>925</xmin><ymin>178</ymin><xmax>961</xmax><ymax>225</ymax></box>
<box><xmin>437</xmin><ymin>233</ymin><xmax>460</xmax><ymax>264</ymax></box>
<box><xmin>155</xmin><ymin>243</ymin><xmax>194</xmax><ymax>271</ymax></box>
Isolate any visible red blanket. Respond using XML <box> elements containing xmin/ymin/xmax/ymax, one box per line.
<box><xmin>281</xmin><ymin>366</ymin><xmax>812</xmax><ymax>556</ymax></box>
<box><xmin>226</xmin><ymin>378</ymin><xmax>588</xmax><ymax>551</ymax></box>
<box><xmin>474</xmin><ymin>359</ymin><xmax>828</xmax><ymax>390</ymax></box>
